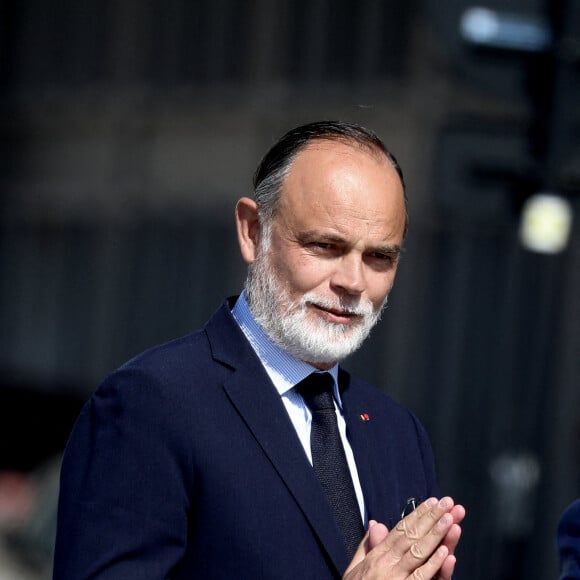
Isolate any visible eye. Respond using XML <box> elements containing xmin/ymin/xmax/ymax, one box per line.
<box><xmin>366</xmin><ymin>251</ymin><xmax>398</xmax><ymax>269</ymax></box>
<box><xmin>307</xmin><ymin>241</ymin><xmax>335</xmax><ymax>251</ymax></box>
<box><xmin>305</xmin><ymin>241</ymin><xmax>342</xmax><ymax>257</ymax></box>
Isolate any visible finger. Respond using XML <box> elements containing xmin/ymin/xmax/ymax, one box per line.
<box><xmin>414</xmin><ymin>544</ymin><xmax>450</xmax><ymax>579</ymax></box>
<box><xmin>413</xmin><ymin>497</ymin><xmax>457</xmax><ymax>529</ymax></box>
<box><xmin>392</xmin><ymin>497</ymin><xmax>454</xmax><ymax>547</ymax></box>
<box><xmin>441</xmin><ymin>504</ymin><xmax>465</xmax><ymax>556</ymax></box>
<box><xmin>450</xmin><ymin>504</ymin><xmax>466</xmax><ymax>525</ymax></box>
<box><xmin>409</xmin><ymin>497</ymin><xmax>439</xmax><ymax>522</ymax></box>
<box><xmin>367</xmin><ymin>521</ymin><xmax>389</xmax><ymax>551</ymax></box>
<box><xmin>345</xmin><ymin>510</ymin><xmax>454</xmax><ymax>580</ymax></box>
<box><xmin>441</xmin><ymin>523</ymin><xmax>462</xmax><ymax>555</ymax></box>
<box><xmin>437</xmin><ymin>553</ymin><xmax>457</xmax><ymax>580</ymax></box>
<box><xmin>344</xmin><ymin>522</ymin><xmax>375</xmax><ymax>575</ymax></box>
<box><xmin>390</xmin><ymin>497</ymin><xmax>438</xmax><ymax>543</ymax></box>
<box><xmin>403</xmin><ymin>511</ymin><xmax>454</xmax><ymax>567</ymax></box>
<box><xmin>368</xmin><ymin>498</ymin><xmax>456</xmax><ymax>576</ymax></box>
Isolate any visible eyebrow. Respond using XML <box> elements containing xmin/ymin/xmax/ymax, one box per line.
<box><xmin>298</xmin><ymin>230</ymin><xmax>402</xmax><ymax>256</ymax></box>
<box><xmin>372</xmin><ymin>244</ymin><xmax>402</xmax><ymax>257</ymax></box>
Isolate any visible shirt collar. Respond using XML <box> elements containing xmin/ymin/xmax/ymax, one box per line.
<box><xmin>232</xmin><ymin>291</ymin><xmax>341</xmax><ymax>406</ymax></box>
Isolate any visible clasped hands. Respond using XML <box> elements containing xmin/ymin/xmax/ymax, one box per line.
<box><xmin>343</xmin><ymin>497</ymin><xmax>465</xmax><ymax>580</ymax></box>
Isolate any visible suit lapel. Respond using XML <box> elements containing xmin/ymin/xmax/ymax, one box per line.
<box><xmin>205</xmin><ymin>301</ymin><xmax>350</xmax><ymax>575</ymax></box>
<box><xmin>339</xmin><ymin>370</ymin><xmax>380</xmax><ymax>523</ymax></box>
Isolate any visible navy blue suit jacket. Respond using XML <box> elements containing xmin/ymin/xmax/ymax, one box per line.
<box><xmin>54</xmin><ymin>298</ymin><xmax>438</xmax><ymax>579</ymax></box>
<box><xmin>559</xmin><ymin>499</ymin><xmax>580</xmax><ymax>580</ymax></box>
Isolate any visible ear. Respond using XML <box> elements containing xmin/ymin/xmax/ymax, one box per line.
<box><xmin>235</xmin><ymin>197</ymin><xmax>261</xmax><ymax>264</ymax></box>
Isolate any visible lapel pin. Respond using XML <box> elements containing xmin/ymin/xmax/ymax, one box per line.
<box><xmin>360</xmin><ymin>413</ymin><xmax>370</xmax><ymax>422</ymax></box>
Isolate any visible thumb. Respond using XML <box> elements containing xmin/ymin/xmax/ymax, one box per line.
<box><xmin>343</xmin><ymin>521</ymin><xmax>376</xmax><ymax>577</ymax></box>
<box><xmin>343</xmin><ymin>520</ymin><xmax>390</xmax><ymax>577</ymax></box>
<box><xmin>367</xmin><ymin>520</ymin><xmax>389</xmax><ymax>549</ymax></box>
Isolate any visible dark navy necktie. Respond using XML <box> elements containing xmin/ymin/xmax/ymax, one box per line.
<box><xmin>296</xmin><ymin>372</ymin><xmax>364</xmax><ymax>558</ymax></box>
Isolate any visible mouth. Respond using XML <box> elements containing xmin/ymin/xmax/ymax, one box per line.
<box><xmin>310</xmin><ymin>303</ymin><xmax>363</xmax><ymax>325</ymax></box>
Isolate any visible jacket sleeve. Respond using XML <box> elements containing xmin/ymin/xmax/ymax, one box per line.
<box><xmin>558</xmin><ymin>499</ymin><xmax>580</xmax><ymax>580</ymax></box>
<box><xmin>53</xmin><ymin>367</ymin><xmax>193</xmax><ymax>579</ymax></box>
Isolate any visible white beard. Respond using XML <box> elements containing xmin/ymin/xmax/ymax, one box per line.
<box><xmin>245</xmin><ymin>240</ymin><xmax>387</xmax><ymax>365</ymax></box>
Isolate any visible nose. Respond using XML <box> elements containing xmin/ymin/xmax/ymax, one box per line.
<box><xmin>330</xmin><ymin>253</ymin><xmax>366</xmax><ymax>295</ymax></box>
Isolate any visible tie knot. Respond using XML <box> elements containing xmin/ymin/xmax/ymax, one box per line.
<box><xmin>296</xmin><ymin>372</ymin><xmax>335</xmax><ymax>412</ymax></box>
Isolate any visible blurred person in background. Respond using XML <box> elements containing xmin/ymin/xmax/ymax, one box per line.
<box><xmin>0</xmin><ymin>459</ymin><xmax>59</xmax><ymax>580</ymax></box>
<box><xmin>54</xmin><ymin>121</ymin><xmax>465</xmax><ymax>579</ymax></box>
<box><xmin>0</xmin><ymin>381</ymin><xmax>83</xmax><ymax>579</ymax></box>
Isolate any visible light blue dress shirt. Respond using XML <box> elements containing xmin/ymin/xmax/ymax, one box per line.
<box><xmin>232</xmin><ymin>291</ymin><xmax>366</xmax><ymax>522</ymax></box>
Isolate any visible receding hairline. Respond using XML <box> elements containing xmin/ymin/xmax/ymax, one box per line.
<box><xmin>253</xmin><ymin>131</ymin><xmax>403</xmax><ymax>191</ymax></box>
<box><xmin>251</xmin><ymin>121</ymin><xmax>409</xmax><ymax>237</ymax></box>
<box><xmin>289</xmin><ymin>134</ymin><xmax>399</xmax><ymax>171</ymax></box>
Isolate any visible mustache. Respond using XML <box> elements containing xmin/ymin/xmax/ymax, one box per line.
<box><xmin>300</xmin><ymin>293</ymin><xmax>375</xmax><ymax>317</ymax></box>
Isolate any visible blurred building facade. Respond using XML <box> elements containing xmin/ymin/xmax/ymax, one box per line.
<box><xmin>1</xmin><ymin>1</ymin><xmax>579</xmax><ymax>578</ymax></box>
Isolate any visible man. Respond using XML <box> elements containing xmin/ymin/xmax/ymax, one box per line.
<box><xmin>54</xmin><ymin>121</ymin><xmax>465</xmax><ymax>579</ymax></box>
<box><xmin>558</xmin><ymin>499</ymin><xmax>580</xmax><ymax>579</ymax></box>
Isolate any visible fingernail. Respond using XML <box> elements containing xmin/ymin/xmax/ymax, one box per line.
<box><xmin>439</xmin><ymin>497</ymin><xmax>451</xmax><ymax>509</ymax></box>
<box><xmin>425</xmin><ymin>497</ymin><xmax>437</xmax><ymax>508</ymax></box>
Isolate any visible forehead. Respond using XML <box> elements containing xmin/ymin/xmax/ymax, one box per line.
<box><xmin>276</xmin><ymin>140</ymin><xmax>406</xmax><ymax>240</ymax></box>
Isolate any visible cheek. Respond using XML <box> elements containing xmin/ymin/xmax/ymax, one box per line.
<box><xmin>367</xmin><ymin>271</ymin><xmax>397</xmax><ymax>306</ymax></box>
<box><xmin>272</xmin><ymin>252</ymin><xmax>332</xmax><ymax>294</ymax></box>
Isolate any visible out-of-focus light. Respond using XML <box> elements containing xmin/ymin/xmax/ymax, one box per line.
<box><xmin>489</xmin><ymin>451</ymin><xmax>541</xmax><ymax>536</ymax></box>
<box><xmin>460</xmin><ymin>7</ymin><xmax>551</xmax><ymax>52</ymax></box>
<box><xmin>519</xmin><ymin>193</ymin><xmax>573</xmax><ymax>254</ymax></box>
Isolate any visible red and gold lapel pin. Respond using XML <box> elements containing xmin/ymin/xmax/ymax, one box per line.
<box><xmin>359</xmin><ymin>413</ymin><xmax>370</xmax><ymax>422</ymax></box>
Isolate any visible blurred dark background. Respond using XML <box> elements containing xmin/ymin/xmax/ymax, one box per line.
<box><xmin>1</xmin><ymin>1</ymin><xmax>579</xmax><ymax>578</ymax></box>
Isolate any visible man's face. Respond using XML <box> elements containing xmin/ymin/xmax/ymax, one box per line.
<box><xmin>242</xmin><ymin>139</ymin><xmax>407</xmax><ymax>369</ymax></box>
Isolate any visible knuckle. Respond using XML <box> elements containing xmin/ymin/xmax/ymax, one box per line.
<box><xmin>395</xmin><ymin>518</ymin><xmax>420</xmax><ymax>540</ymax></box>
<box><xmin>405</xmin><ymin>524</ymin><xmax>421</xmax><ymax>540</ymax></box>
<box><xmin>410</xmin><ymin>542</ymin><xmax>425</xmax><ymax>560</ymax></box>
